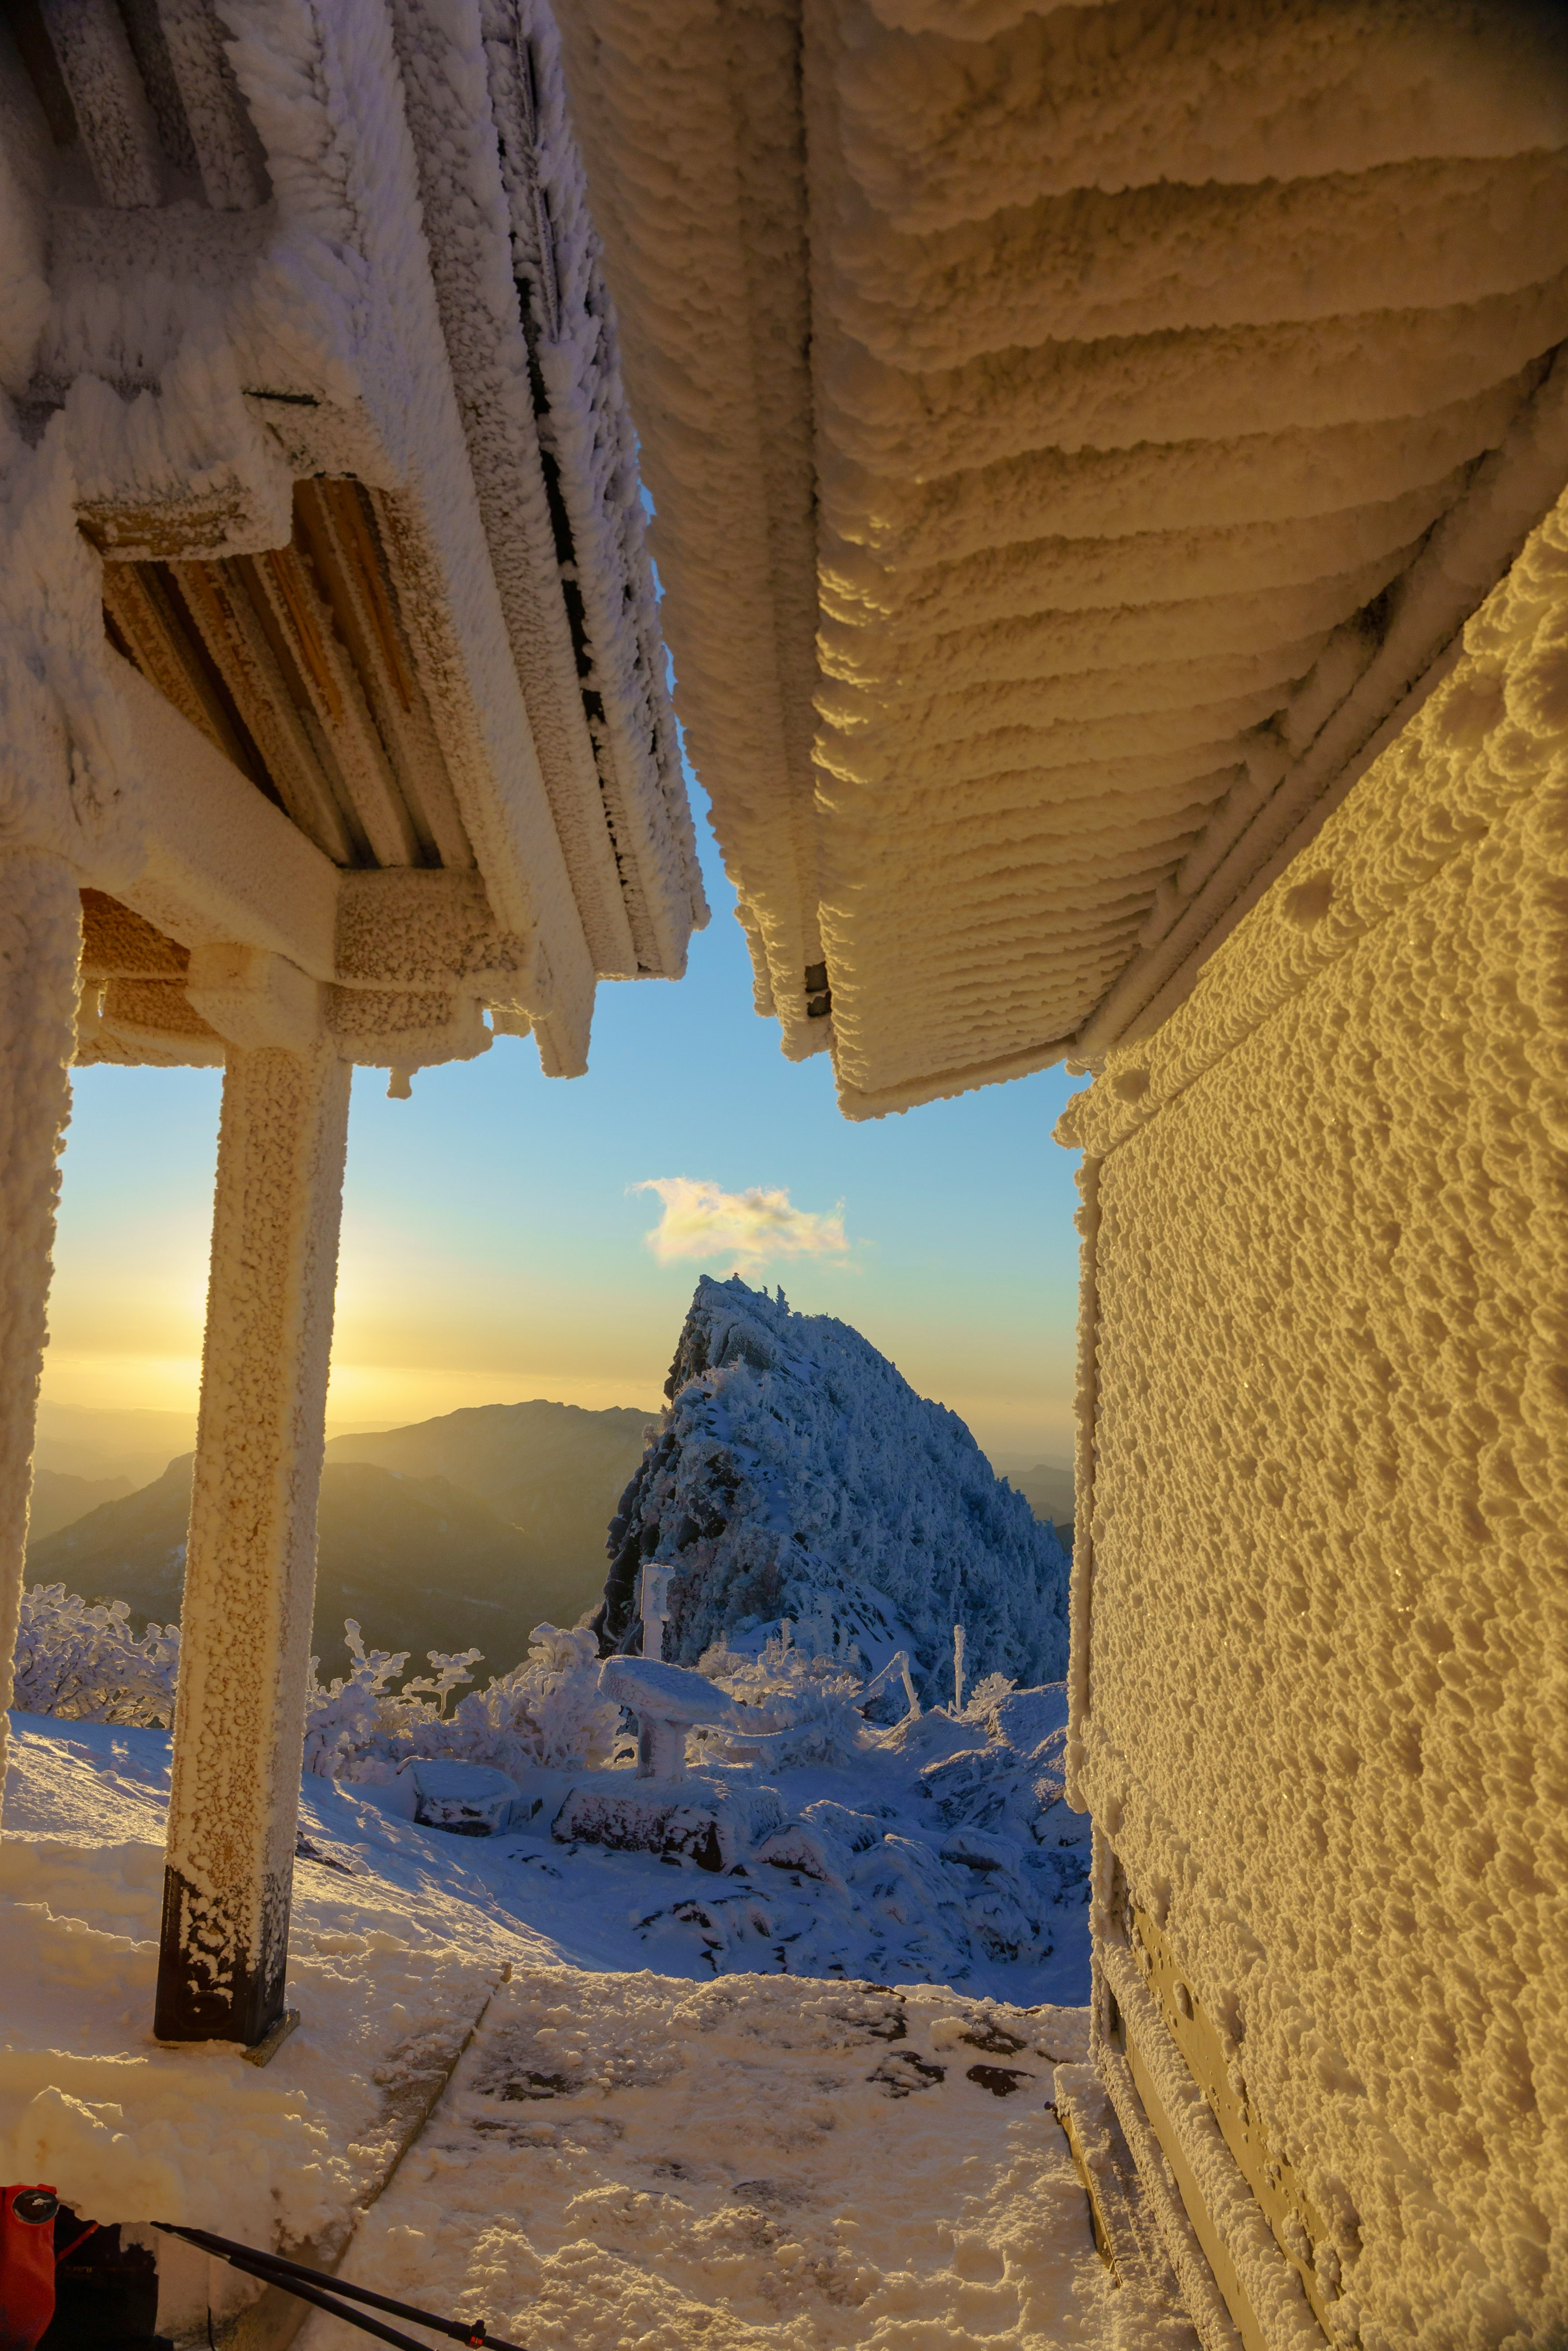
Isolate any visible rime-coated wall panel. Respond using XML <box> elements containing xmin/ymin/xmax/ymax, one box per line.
<box><xmin>1060</xmin><ymin>493</ymin><xmax>1568</xmax><ymax>2349</ymax></box>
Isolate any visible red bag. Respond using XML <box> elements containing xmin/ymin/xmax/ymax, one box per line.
<box><xmin>0</xmin><ymin>2189</ymin><xmax>58</xmax><ymax>2351</ymax></box>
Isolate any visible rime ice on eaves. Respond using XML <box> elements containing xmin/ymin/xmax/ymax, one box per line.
<box><xmin>0</xmin><ymin>0</ymin><xmax>703</xmax><ymax>2051</ymax></box>
<box><xmin>562</xmin><ymin>0</ymin><xmax>1568</xmax><ymax>1115</ymax></box>
<box><xmin>561</xmin><ymin>8</ymin><xmax>1568</xmax><ymax>2348</ymax></box>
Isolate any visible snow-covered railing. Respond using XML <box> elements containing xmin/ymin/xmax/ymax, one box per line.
<box><xmin>857</xmin><ymin>1648</ymin><xmax>920</xmax><ymax>1720</ymax></box>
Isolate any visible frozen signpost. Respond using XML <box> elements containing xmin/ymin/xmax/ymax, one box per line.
<box><xmin>638</xmin><ymin>1562</ymin><xmax>673</xmax><ymax>1664</ymax></box>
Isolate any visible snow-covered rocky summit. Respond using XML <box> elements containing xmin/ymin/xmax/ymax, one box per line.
<box><xmin>597</xmin><ymin>1277</ymin><xmax>1070</xmax><ymax>1700</ymax></box>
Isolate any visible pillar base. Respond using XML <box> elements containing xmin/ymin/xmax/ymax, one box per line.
<box><xmin>154</xmin><ymin>1864</ymin><xmax>291</xmax><ymax>2047</ymax></box>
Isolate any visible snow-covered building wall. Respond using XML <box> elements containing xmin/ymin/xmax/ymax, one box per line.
<box><xmin>598</xmin><ymin>1276</ymin><xmax>1070</xmax><ymax>1701</ymax></box>
<box><xmin>1056</xmin><ymin>488</ymin><xmax>1568</xmax><ymax>2350</ymax></box>
<box><xmin>559</xmin><ymin>11</ymin><xmax>1568</xmax><ymax>2342</ymax></box>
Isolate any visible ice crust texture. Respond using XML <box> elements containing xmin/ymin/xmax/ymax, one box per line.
<box><xmin>1059</xmin><ymin>488</ymin><xmax>1568</xmax><ymax>2349</ymax></box>
<box><xmin>559</xmin><ymin>0</ymin><xmax>1568</xmax><ymax>1111</ymax></box>
<box><xmin>599</xmin><ymin>1276</ymin><xmax>1070</xmax><ymax>1700</ymax></box>
<box><xmin>306</xmin><ymin>1971</ymin><xmax>1120</xmax><ymax>2351</ymax></box>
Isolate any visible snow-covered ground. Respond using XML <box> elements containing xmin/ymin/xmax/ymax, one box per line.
<box><xmin>4</xmin><ymin>1672</ymin><xmax>1091</xmax><ymax>2010</ymax></box>
<box><xmin>2</xmin><ymin>1679</ymin><xmax>1098</xmax><ymax>2342</ymax></box>
<box><xmin>0</xmin><ymin>1617</ymin><xmax>1105</xmax><ymax>2351</ymax></box>
<box><xmin>299</xmin><ymin>1970</ymin><xmax>1120</xmax><ymax>2351</ymax></box>
<box><xmin>0</xmin><ymin>1715</ymin><xmax>519</xmax><ymax>2262</ymax></box>
<box><xmin>7</xmin><ymin>1664</ymin><xmax>1091</xmax><ymax>2003</ymax></box>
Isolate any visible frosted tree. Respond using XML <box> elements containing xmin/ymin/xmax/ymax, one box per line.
<box><xmin>300</xmin><ymin>1620</ymin><xmax>617</xmax><ymax>1782</ymax></box>
<box><xmin>11</xmin><ymin>1584</ymin><xmax>180</xmax><ymax>1726</ymax></box>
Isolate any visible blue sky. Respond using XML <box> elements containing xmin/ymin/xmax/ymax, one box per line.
<box><xmin>42</xmin><ymin>795</ymin><xmax>1086</xmax><ymax>1469</ymax></box>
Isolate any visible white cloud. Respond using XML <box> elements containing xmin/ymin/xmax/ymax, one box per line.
<box><xmin>634</xmin><ymin>1177</ymin><xmax>849</xmax><ymax>1268</ymax></box>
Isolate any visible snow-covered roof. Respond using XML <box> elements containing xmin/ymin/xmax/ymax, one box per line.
<box><xmin>2</xmin><ymin>0</ymin><xmax>705</xmax><ymax>1082</ymax></box>
<box><xmin>559</xmin><ymin>0</ymin><xmax>1568</xmax><ymax>1114</ymax></box>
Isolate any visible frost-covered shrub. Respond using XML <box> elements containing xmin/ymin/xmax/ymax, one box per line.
<box><xmin>446</xmin><ymin>1623</ymin><xmax>620</xmax><ymax>1774</ymax></box>
<box><xmin>960</xmin><ymin>1672</ymin><xmax>1015</xmax><ymax>1722</ymax></box>
<box><xmin>10</xmin><ymin>1584</ymin><xmax>180</xmax><ymax>1727</ymax></box>
<box><xmin>299</xmin><ymin>1624</ymin><xmax>481</xmax><ymax>1780</ymax></box>
<box><xmin>9</xmin><ymin>1591</ymin><xmax>619</xmax><ymax>1784</ymax></box>
<box><xmin>303</xmin><ymin>1620</ymin><xmax>617</xmax><ymax>1784</ymax></box>
<box><xmin>698</xmin><ymin>1628</ymin><xmax>872</xmax><ymax>1770</ymax></box>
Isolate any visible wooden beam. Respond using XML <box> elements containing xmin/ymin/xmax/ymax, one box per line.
<box><xmin>165</xmin><ymin>559</ymin><xmax>361</xmax><ymax>866</ymax></box>
<box><xmin>80</xmin><ymin>887</ymin><xmax>189</xmax><ymax>978</ymax></box>
<box><xmin>149</xmin><ymin>0</ymin><xmax>269</xmax><ymax>210</ymax></box>
<box><xmin>104</xmin><ymin>651</ymin><xmax>341</xmax><ymax>981</ymax></box>
<box><xmin>37</xmin><ymin>0</ymin><xmax>161</xmax><ymax>205</ymax></box>
<box><xmin>292</xmin><ymin>479</ymin><xmax>474</xmax><ymax>872</ymax></box>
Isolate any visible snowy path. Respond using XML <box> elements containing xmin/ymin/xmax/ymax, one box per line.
<box><xmin>298</xmin><ymin>1971</ymin><xmax>1120</xmax><ymax>2351</ymax></box>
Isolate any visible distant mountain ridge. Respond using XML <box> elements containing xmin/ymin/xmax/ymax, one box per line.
<box><xmin>26</xmin><ymin>1391</ymin><xmax>1067</xmax><ymax>1682</ymax></box>
<box><xmin>1006</xmin><ymin>1462</ymin><xmax>1076</xmax><ymax>1539</ymax></box>
<box><xmin>33</xmin><ymin>1403</ymin><xmax>198</xmax><ymax>1492</ymax></box>
<box><xmin>26</xmin><ymin>1457</ymin><xmax>597</xmax><ymax>1679</ymax></box>
<box><xmin>29</xmin><ymin>1399</ymin><xmax>655</xmax><ymax>1678</ymax></box>
<box><xmin>27</xmin><ymin>1468</ymin><xmax>136</xmax><ymax>1543</ymax></box>
<box><xmin>324</xmin><ymin>1400</ymin><xmax>653</xmax><ymax>1579</ymax></box>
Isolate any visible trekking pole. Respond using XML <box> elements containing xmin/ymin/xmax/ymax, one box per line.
<box><xmin>154</xmin><ymin>2224</ymin><xmax>527</xmax><ymax>2351</ymax></box>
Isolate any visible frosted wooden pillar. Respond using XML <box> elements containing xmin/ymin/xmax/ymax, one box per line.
<box><xmin>0</xmin><ymin>853</ymin><xmax>82</xmax><ymax>1811</ymax></box>
<box><xmin>155</xmin><ymin>1043</ymin><xmax>351</xmax><ymax>2045</ymax></box>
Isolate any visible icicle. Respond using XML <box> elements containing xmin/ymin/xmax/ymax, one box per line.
<box><xmin>953</xmin><ymin>1624</ymin><xmax>966</xmax><ymax>1712</ymax></box>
